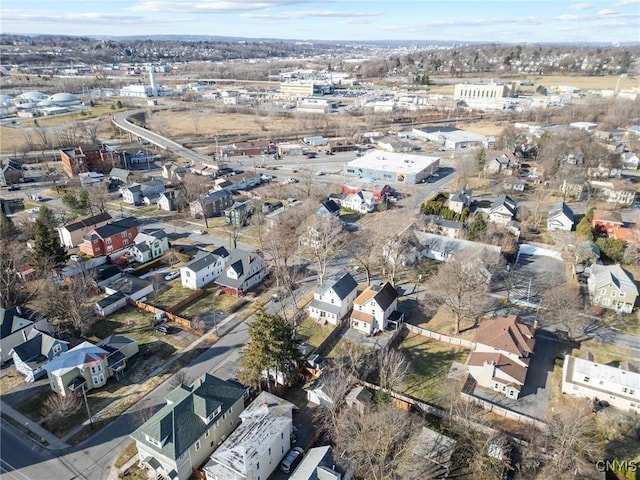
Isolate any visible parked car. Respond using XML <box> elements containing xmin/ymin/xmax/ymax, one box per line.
<box><xmin>315</xmin><ymin>171</ymin><xmax>325</xmax><ymax>176</ymax></box>
<box><xmin>193</xmin><ymin>229</ymin><xmax>205</xmax><ymax>235</ymax></box>
<box><xmin>164</xmin><ymin>271</ymin><xmax>180</xmax><ymax>281</ymax></box>
<box><xmin>280</xmin><ymin>447</ymin><xmax>304</xmax><ymax>474</ymax></box>
<box><xmin>7</xmin><ymin>185</ymin><xmax>20</xmax><ymax>191</ymax></box>
<box><xmin>154</xmin><ymin>325</ymin><xmax>172</xmax><ymax>335</ymax></box>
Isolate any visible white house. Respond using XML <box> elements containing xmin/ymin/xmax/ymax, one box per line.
<box><xmin>203</xmin><ymin>391</ymin><xmax>296</xmax><ymax>480</ymax></box>
<box><xmin>350</xmin><ymin>282</ymin><xmax>400</xmax><ymax>335</ymax></box>
<box><xmin>562</xmin><ymin>354</ymin><xmax>640</xmax><ymax>412</ymax></box>
<box><xmin>546</xmin><ymin>202</ymin><xmax>575</xmax><ymax>231</ymax></box>
<box><xmin>129</xmin><ymin>230</ymin><xmax>169</xmax><ymax>264</ymax></box>
<box><xmin>488</xmin><ymin>195</ymin><xmax>517</xmax><ymax>226</ymax></box>
<box><xmin>448</xmin><ymin>189</ymin><xmax>472</xmax><ymax>214</ymax></box>
<box><xmin>132</xmin><ymin>374</ymin><xmax>246</xmax><ymax>480</ymax></box>
<box><xmin>621</xmin><ymin>152</ymin><xmax>639</xmax><ymax>170</ymax></box>
<box><xmin>308</xmin><ymin>272</ymin><xmax>358</xmax><ymax>325</ymax></box>
<box><xmin>467</xmin><ymin>315</ymin><xmax>536</xmax><ymax>399</ymax></box>
<box><xmin>180</xmin><ymin>248</ymin><xmax>229</xmax><ymax>290</ymax></box>
<box><xmin>214</xmin><ymin>249</ymin><xmax>268</xmax><ymax>297</ymax></box>
<box><xmin>588</xmin><ymin>264</ymin><xmax>638</xmax><ymax>313</ymax></box>
<box><xmin>122</xmin><ymin>179</ymin><xmax>165</xmax><ymax>206</ymax></box>
<box><xmin>341</xmin><ymin>191</ymin><xmax>376</xmax><ymax>214</ymax></box>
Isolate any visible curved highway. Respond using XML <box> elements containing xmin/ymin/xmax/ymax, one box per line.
<box><xmin>112</xmin><ymin>110</ymin><xmax>211</xmax><ymax>165</ymax></box>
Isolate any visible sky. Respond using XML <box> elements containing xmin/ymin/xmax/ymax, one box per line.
<box><xmin>1</xmin><ymin>0</ymin><xmax>639</xmax><ymax>44</ymax></box>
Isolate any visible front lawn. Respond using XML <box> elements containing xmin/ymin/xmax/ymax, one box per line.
<box><xmin>296</xmin><ymin>317</ymin><xmax>334</xmax><ymax>349</ymax></box>
<box><xmin>399</xmin><ymin>332</ymin><xmax>470</xmax><ymax>409</ymax></box>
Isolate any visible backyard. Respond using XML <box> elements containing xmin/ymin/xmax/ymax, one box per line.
<box><xmin>296</xmin><ymin>317</ymin><xmax>335</xmax><ymax>349</ymax></box>
<box><xmin>399</xmin><ymin>332</ymin><xmax>471</xmax><ymax>410</ymax></box>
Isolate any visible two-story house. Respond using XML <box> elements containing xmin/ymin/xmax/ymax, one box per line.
<box><xmin>190</xmin><ymin>190</ymin><xmax>233</xmax><ymax>218</ymax></box>
<box><xmin>466</xmin><ymin>315</ymin><xmax>536</xmax><ymax>399</ymax></box>
<box><xmin>122</xmin><ymin>179</ymin><xmax>165</xmax><ymax>206</ymax></box>
<box><xmin>547</xmin><ymin>202</ymin><xmax>575</xmax><ymax>231</ymax></box>
<box><xmin>129</xmin><ymin>230</ymin><xmax>169</xmax><ymax>264</ymax></box>
<box><xmin>45</xmin><ymin>336</ymin><xmax>138</xmax><ymax>397</ymax></box>
<box><xmin>214</xmin><ymin>249</ymin><xmax>268</xmax><ymax>297</ymax></box>
<box><xmin>11</xmin><ymin>330</ymin><xmax>69</xmax><ymax>382</ymax></box>
<box><xmin>422</xmin><ymin>215</ymin><xmax>465</xmax><ymax>239</ymax></box>
<box><xmin>1</xmin><ymin>307</ymin><xmax>51</xmax><ymax>364</ymax></box>
<box><xmin>339</xmin><ymin>191</ymin><xmax>376</xmax><ymax>214</ymax></box>
<box><xmin>224</xmin><ymin>200</ymin><xmax>254</xmax><ymax>227</ymax></box>
<box><xmin>132</xmin><ymin>374</ymin><xmax>247</xmax><ymax>480</ymax></box>
<box><xmin>57</xmin><ymin>212</ymin><xmax>113</xmax><ymax>248</ymax></box>
<box><xmin>162</xmin><ymin>162</ymin><xmax>188</xmax><ymax>181</ymax></box>
<box><xmin>448</xmin><ymin>188</ymin><xmax>472</xmax><ymax>214</ymax></box>
<box><xmin>316</xmin><ymin>199</ymin><xmax>341</xmax><ymax>218</ymax></box>
<box><xmin>308</xmin><ymin>272</ymin><xmax>358</xmax><ymax>325</ymax></box>
<box><xmin>203</xmin><ymin>391</ymin><xmax>296</xmax><ymax>480</ymax></box>
<box><xmin>592</xmin><ymin>210</ymin><xmax>624</xmax><ymax>238</ymax></box>
<box><xmin>562</xmin><ymin>354</ymin><xmax>640</xmax><ymax>412</ymax></box>
<box><xmin>180</xmin><ymin>248</ymin><xmax>229</xmax><ymax>290</ymax></box>
<box><xmin>79</xmin><ymin>217</ymin><xmax>138</xmax><ymax>257</ymax></box>
<box><xmin>488</xmin><ymin>195</ymin><xmax>517</xmax><ymax>226</ymax></box>
<box><xmin>350</xmin><ymin>282</ymin><xmax>400</xmax><ymax>335</ymax></box>
<box><xmin>158</xmin><ymin>190</ymin><xmax>186</xmax><ymax>212</ymax></box>
<box><xmin>588</xmin><ymin>264</ymin><xmax>638</xmax><ymax>313</ymax></box>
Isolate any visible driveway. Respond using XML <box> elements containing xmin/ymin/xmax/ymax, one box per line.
<box><xmin>472</xmin><ymin>332</ymin><xmax>556</xmax><ymax>420</ymax></box>
<box><xmin>507</xmin><ymin>253</ymin><xmax>566</xmax><ymax>308</ymax></box>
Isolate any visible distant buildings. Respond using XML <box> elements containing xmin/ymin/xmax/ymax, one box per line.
<box><xmin>60</xmin><ymin>145</ymin><xmax>121</xmax><ymax>177</ymax></box>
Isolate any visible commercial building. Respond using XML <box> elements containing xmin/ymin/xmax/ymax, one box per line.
<box><xmin>454</xmin><ymin>80</ymin><xmax>515</xmax><ymax>100</ymax></box>
<box><xmin>344</xmin><ymin>150</ymin><xmax>439</xmax><ymax>184</ymax></box>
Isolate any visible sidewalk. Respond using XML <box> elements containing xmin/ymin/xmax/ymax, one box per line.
<box><xmin>0</xmin><ymin>400</ymin><xmax>69</xmax><ymax>451</ymax></box>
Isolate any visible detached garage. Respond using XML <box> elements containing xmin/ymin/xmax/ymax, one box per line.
<box><xmin>94</xmin><ymin>291</ymin><xmax>127</xmax><ymax>317</ymax></box>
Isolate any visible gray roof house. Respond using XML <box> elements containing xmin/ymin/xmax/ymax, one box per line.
<box><xmin>109</xmin><ymin>167</ymin><xmax>133</xmax><ymax>182</ymax></box>
<box><xmin>1</xmin><ymin>307</ymin><xmax>51</xmax><ymax>364</ymax></box>
<box><xmin>190</xmin><ymin>190</ymin><xmax>233</xmax><ymax>218</ymax></box>
<box><xmin>448</xmin><ymin>188</ymin><xmax>472</xmax><ymax>214</ymax></box>
<box><xmin>289</xmin><ymin>446</ymin><xmax>343</xmax><ymax>480</ymax></box>
<box><xmin>180</xmin><ymin>249</ymin><xmax>229</xmax><ymax>290</ymax></box>
<box><xmin>11</xmin><ymin>330</ymin><xmax>69</xmax><ymax>382</ymax></box>
<box><xmin>132</xmin><ymin>374</ymin><xmax>246</xmax><ymax>480</ymax></box>
<box><xmin>422</xmin><ymin>215</ymin><xmax>464</xmax><ymax>239</ymax></box>
<box><xmin>317</xmin><ymin>199</ymin><xmax>341</xmax><ymax>218</ymax></box>
<box><xmin>203</xmin><ymin>391</ymin><xmax>296</xmax><ymax>480</ymax></box>
<box><xmin>488</xmin><ymin>195</ymin><xmax>517</xmax><ymax>225</ymax></box>
<box><xmin>308</xmin><ymin>272</ymin><xmax>358</xmax><ymax>325</ymax></box>
<box><xmin>547</xmin><ymin>202</ymin><xmax>574</xmax><ymax>231</ymax></box>
<box><xmin>588</xmin><ymin>264</ymin><xmax>638</xmax><ymax>313</ymax></box>
<box><xmin>214</xmin><ymin>249</ymin><xmax>268</xmax><ymax>297</ymax></box>
<box><xmin>122</xmin><ymin>179</ymin><xmax>165</xmax><ymax>206</ymax></box>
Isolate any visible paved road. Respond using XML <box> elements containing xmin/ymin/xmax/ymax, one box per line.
<box><xmin>111</xmin><ymin>110</ymin><xmax>210</xmax><ymax>166</ymax></box>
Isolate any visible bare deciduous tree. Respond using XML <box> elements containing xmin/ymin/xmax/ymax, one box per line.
<box><xmin>299</xmin><ymin>215</ymin><xmax>342</xmax><ymax>285</ymax></box>
<box><xmin>375</xmin><ymin>347</ymin><xmax>410</xmax><ymax>392</ymax></box>
<box><xmin>541</xmin><ymin>283</ymin><xmax>587</xmax><ymax>340</ymax></box>
<box><xmin>427</xmin><ymin>248</ymin><xmax>497</xmax><ymax>334</ymax></box>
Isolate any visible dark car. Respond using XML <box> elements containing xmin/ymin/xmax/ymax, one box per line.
<box><xmin>7</xmin><ymin>185</ymin><xmax>20</xmax><ymax>191</ymax></box>
<box><xmin>154</xmin><ymin>325</ymin><xmax>172</xmax><ymax>335</ymax></box>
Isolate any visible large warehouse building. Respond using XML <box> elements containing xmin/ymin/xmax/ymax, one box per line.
<box><xmin>344</xmin><ymin>151</ymin><xmax>440</xmax><ymax>184</ymax></box>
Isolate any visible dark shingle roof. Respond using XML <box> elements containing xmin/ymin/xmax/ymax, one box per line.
<box><xmin>63</xmin><ymin>212</ymin><xmax>113</xmax><ymax>232</ymax></box>
<box><xmin>183</xmin><ymin>251</ymin><xmax>224</xmax><ymax>273</ymax></box>
<box><xmin>318</xmin><ymin>200</ymin><xmax>340</xmax><ymax>216</ymax></box>
<box><xmin>93</xmin><ymin>217</ymin><xmax>138</xmax><ymax>239</ymax></box>
<box><xmin>0</xmin><ymin>307</ymin><xmax>34</xmax><ymax>339</ymax></box>
<box><xmin>131</xmin><ymin>374</ymin><xmax>245</xmax><ymax>461</ymax></box>
<box><xmin>96</xmin><ymin>291</ymin><xmax>126</xmax><ymax>309</ymax></box>
<box><xmin>328</xmin><ymin>272</ymin><xmax>357</xmax><ymax>300</ymax></box>
<box><xmin>548</xmin><ymin>202</ymin><xmax>574</xmax><ymax>221</ymax></box>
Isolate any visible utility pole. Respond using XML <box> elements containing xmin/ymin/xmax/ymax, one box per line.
<box><xmin>81</xmin><ymin>384</ymin><xmax>93</xmax><ymax>429</ymax></box>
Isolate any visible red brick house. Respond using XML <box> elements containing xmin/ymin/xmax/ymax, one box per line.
<box><xmin>60</xmin><ymin>145</ymin><xmax>121</xmax><ymax>177</ymax></box>
<box><xmin>79</xmin><ymin>217</ymin><xmax>138</xmax><ymax>257</ymax></box>
<box><xmin>592</xmin><ymin>210</ymin><xmax>624</xmax><ymax>239</ymax></box>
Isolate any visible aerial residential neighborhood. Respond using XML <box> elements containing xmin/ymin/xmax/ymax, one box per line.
<box><xmin>1</xmin><ymin>4</ymin><xmax>639</xmax><ymax>480</ymax></box>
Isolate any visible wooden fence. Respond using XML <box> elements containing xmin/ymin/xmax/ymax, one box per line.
<box><xmin>167</xmin><ymin>288</ymin><xmax>204</xmax><ymax>314</ymax></box>
<box><xmin>127</xmin><ymin>298</ymin><xmax>192</xmax><ymax>329</ymax></box>
<box><xmin>460</xmin><ymin>391</ymin><xmax>548</xmax><ymax>432</ymax></box>
<box><xmin>404</xmin><ymin>324</ymin><xmax>476</xmax><ymax>349</ymax></box>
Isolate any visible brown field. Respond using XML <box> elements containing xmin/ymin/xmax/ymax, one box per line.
<box><xmin>0</xmin><ymin>127</ymin><xmax>25</xmax><ymax>154</ymax></box>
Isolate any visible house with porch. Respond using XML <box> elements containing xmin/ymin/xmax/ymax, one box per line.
<box><xmin>122</xmin><ymin>179</ymin><xmax>165</xmax><ymax>206</ymax></box>
<box><xmin>132</xmin><ymin>374</ymin><xmax>246</xmax><ymax>480</ymax></box>
<box><xmin>11</xmin><ymin>331</ymin><xmax>69</xmax><ymax>382</ymax></box>
<box><xmin>588</xmin><ymin>264</ymin><xmax>638</xmax><ymax>313</ymax></box>
<box><xmin>547</xmin><ymin>202</ymin><xmax>575</xmax><ymax>231</ymax></box>
<box><xmin>308</xmin><ymin>272</ymin><xmax>358</xmax><ymax>325</ymax></box>
<box><xmin>466</xmin><ymin>315</ymin><xmax>536</xmax><ymax>399</ymax></box>
<box><xmin>45</xmin><ymin>336</ymin><xmax>138</xmax><ymax>397</ymax></box>
<box><xmin>129</xmin><ymin>230</ymin><xmax>169</xmax><ymax>264</ymax></box>
<box><xmin>180</xmin><ymin>248</ymin><xmax>229</xmax><ymax>290</ymax></box>
<box><xmin>214</xmin><ymin>250</ymin><xmax>268</xmax><ymax>297</ymax></box>
<box><xmin>203</xmin><ymin>391</ymin><xmax>296</xmax><ymax>480</ymax></box>
<box><xmin>350</xmin><ymin>282</ymin><xmax>401</xmax><ymax>335</ymax></box>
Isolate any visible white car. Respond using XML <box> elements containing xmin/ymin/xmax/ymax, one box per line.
<box><xmin>193</xmin><ymin>229</ymin><xmax>205</xmax><ymax>235</ymax></box>
<box><xmin>164</xmin><ymin>271</ymin><xmax>180</xmax><ymax>281</ymax></box>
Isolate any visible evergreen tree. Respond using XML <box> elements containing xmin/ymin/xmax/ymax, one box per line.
<box><xmin>575</xmin><ymin>208</ymin><xmax>595</xmax><ymax>241</ymax></box>
<box><xmin>32</xmin><ymin>216</ymin><xmax>66</xmax><ymax>273</ymax></box>
<box><xmin>239</xmin><ymin>309</ymin><xmax>302</xmax><ymax>392</ymax></box>
<box><xmin>467</xmin><ymin>213</ymin><xmax>487</xmax><ymax>240</ymax></box>
<box><xmin>36</xmin><ymin>205</ymin><xmax>59</xmax><ymax>230</ymax></box>
<box><xmin>0</xmin><ymin>213</ymin><xmax>18</xmax><ymax>242</ymax></box>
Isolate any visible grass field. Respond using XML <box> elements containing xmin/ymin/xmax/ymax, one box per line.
<box><xmin>399</xmin><ymin>332</ymin><xmax>470</xmax><ymax>409</ymax></box>
<box><xmin>296</xmin><ymin>317</ymin><xmax>335</xmax><ymax>349</ymax></box>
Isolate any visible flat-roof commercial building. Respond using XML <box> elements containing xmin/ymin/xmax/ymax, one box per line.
<box><xmin>344</xmin><ymin>150</ymin><xmax>439</xmax><ymax>184</ymax></box>
<box><xmin>454</xmin><ymin>80</ymin><xmax>515</xmax><ymax>100</ymax></box>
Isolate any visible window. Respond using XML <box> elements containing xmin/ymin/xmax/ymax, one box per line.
<box><xmin>619</xmin><ymin>292</ymin><xmax>626</xmax><ymax>298</ymax></box>
<box><xmin>601</xmin><ymin>298</ymin><xmax>610</xmax><ymax>306</ymax></box>
<box><xmin>611</xmin><ymin>291</ymin><xmax>617</xmax><ymax>298</ymax></box>
<box><xmin>600</xmin><ymin>288</ymin><xmax>606</xmax><ymax>295</ymax></box>
<box><xmin>123</xmin><ymin>239</ymin><xmax>129</xmax><ymax>246</ymax></box>
<box><xmin>195</xmin><ymin>440</ymin><xmax>201</xmax><ymax>451</ymax></box>
<box><xmin>205</xmin><ymin>429</ymin><xmax>210</xmax><ymax>438</ymax></box>
<box><xmin>90</xmin><ymin>364</ymin><xmax>103</xmax><ymax>374</ymax></box>
<box><xmin>105</xmin><ymin>237</ymin><xmax>112</xmax><ymax>244</ymax></box>
<box><xmin>583</xmin><ymin>376</ymin><xmax>590</xmax><ymax>383</ymax></box>
<box><xmin>52</xmin><ymin>344</ymin><xmax>62</xmax><ymax>355</ymax></box>
<box><xmin>268</xmin><ymin>447</ymin><xmax>271</xmax><ymax>456</ymax></box>
<box><xmin>121</xmin><ymin>232</ymin><xmax>127</xmax><ymax>239</ymax></box>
